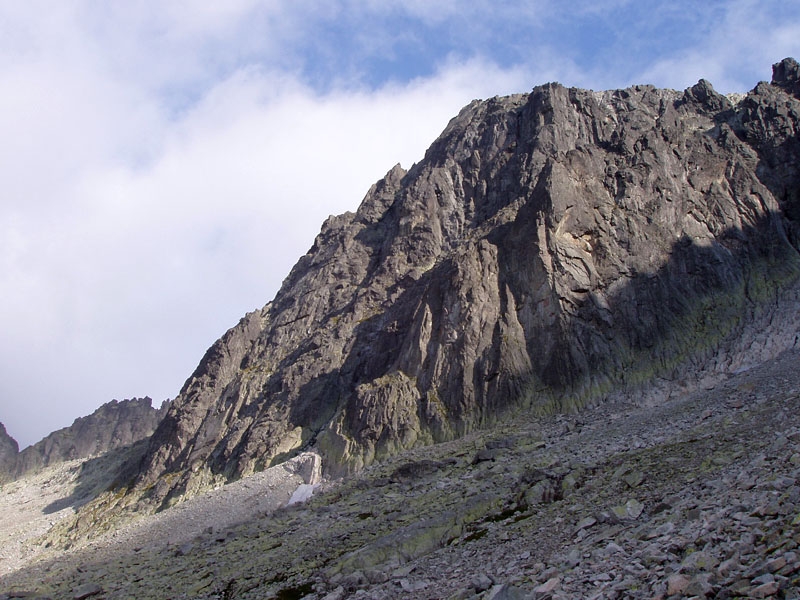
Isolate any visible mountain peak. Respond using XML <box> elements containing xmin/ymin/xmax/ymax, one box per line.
<box><xmin>124</xmin><ymin>60</ymin><xmax>800</xmax><ymax>510</ymax></box>
<box><xmin>772</xmin><ymin>56</ymin><xmax>800</xmax><ymax>96</ymax></box>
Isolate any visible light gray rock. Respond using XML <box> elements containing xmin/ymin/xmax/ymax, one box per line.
<box><xmin>623</xmin><ymin>471</ymin><xmax>645</xmax><ymax>488</ymax></box>
<box><xmin>72</xmin><ymin>582</ymin><xmax>103</xmax><ymax>599</ymax></box>
<box><xmin>533</xmin><ymin>576</ymin><xmax>560</xmax><ymax>594</ymax></box>
<box><xmin>471</xmin><ymin>574</ymin><xmax>493</xmax><ymax>592</ymax></box>
<box><xmin>485</xmin><ymin>584</ymin><xmax>531</xmax><ymax>600</ymax></box>
<box><xmin>681</xmin><ymin>550</ymin><xmax>719</xmax><ymax>572</ymax></box>
<box><xmin>611</xmin><ymin>499</ymin><xmax>644</xmax><ymax>520</ymax></box>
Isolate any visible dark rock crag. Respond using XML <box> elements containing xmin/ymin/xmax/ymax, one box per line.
<box><xmin>1</xmin><ymin>397</ymin><xmax>168</xmax><ymax>480</ymax></box>
<box><xmin>0</xmin><ymin>423</ymin><xmax>19</xmax><ymax>482</ymax></box>
<box><xmin>135</xmin><ymin>59</ymin><xmax>800</xmax><ymax>505</ymax></box>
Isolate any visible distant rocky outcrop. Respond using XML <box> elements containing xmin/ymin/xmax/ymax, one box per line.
<box><xmin>134</xmin><ymin>59</ymin><xmax>800</xmax><ymax>506</ymax></box>
<box><xmin>0</xmin><ymin>423</ymin><xmax>19</xmax><ymax>482</ymax></box>
<box><xmin>2</xmin><ymin>397</ymin><xmax>168</xmax><ymax>479</ymax></box>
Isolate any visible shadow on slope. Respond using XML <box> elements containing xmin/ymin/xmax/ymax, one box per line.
<box><xmin>42</xmin><ymin>439</ymin><xmax>151</xmax><ymax>515</ymax></box>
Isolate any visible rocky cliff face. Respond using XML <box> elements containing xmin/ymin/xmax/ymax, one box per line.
<box><xmin>135</xmin><ymin>59</ymin><xmax>800</xmax><ymax>505</ymax></box>
<box><xmin>5</xmin><ymin>397</ymin><xmax>168</xmax><ymax>478</ymax></box>
<box><xmin>0</xmin><ymin>423</ymin><xmax>19</xmax><ymax>482</ymax></box>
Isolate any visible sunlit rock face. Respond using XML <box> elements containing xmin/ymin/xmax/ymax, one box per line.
<box><xmin>135</xmin><ymin>58</ymin><xmax>800</xmax><ymax>505</ymax></box>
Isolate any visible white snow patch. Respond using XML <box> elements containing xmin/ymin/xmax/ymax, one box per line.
<box><xmin>287</xmin><ymin>483</ymin><xmax>319</xmax><ymax>505</ymax></box>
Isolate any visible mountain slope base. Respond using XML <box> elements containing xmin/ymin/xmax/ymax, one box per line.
<box><xmin>2</xmin><ymin>348</ymin><xmax>800</xmax><ymax>598</ymax></box>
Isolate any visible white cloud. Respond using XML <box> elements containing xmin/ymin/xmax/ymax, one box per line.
<box><xmin>0</xmin><ymin>9</ymin><xmax>535</xmax><ymax>447</ymax></box>
<box><xmin>635</xmin><ymin>0</ymin><xmax>800</xmax><ymax>93</ymax></box>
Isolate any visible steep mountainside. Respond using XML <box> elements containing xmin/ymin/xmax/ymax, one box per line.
<box><xmin>134</xmin><ymin>59</ymin><xmax>800</xmax><ymax>507</ymax></box>
<box><xmin>1</xmin><ymin>398</ymin><xmax>167</xmax><ymax>480</ymax></box>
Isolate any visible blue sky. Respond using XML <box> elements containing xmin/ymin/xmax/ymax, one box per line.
<box><xmin>1</xmin><ymin>0</ymin><xmax>799</xmax><ymax>448</ymax></box>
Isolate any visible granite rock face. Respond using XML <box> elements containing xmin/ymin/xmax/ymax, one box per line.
<box><xmin>5</xmin><ymin>397</ymin><xmax>168</xmax><ymax>479</ymax></box>
<box><xmin>134</xmin><ymin>59</ymin><xmax>800</xmax><ymax>504</ymax></box>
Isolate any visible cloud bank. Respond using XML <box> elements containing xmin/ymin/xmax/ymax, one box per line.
<box><xmin>1</xmin><ymin>1</ymin><xmax>798</xmax><ymax>447</ymax></box>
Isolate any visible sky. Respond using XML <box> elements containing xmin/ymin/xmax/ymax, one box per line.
<box><xmin>1</xmin><ymin>0</ymin><xmax>799</xmax><ymax>449</ymax></box>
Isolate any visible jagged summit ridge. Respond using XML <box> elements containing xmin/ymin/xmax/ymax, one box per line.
<box><xmin>0</xmin><ymin>397</ymin><xmax>168</xmax><ymax>482</ymax></box>
<box><xmin>134</xmin><ymin>59</ymin><xmax>800</xmax><ymax>506</ymax></box>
